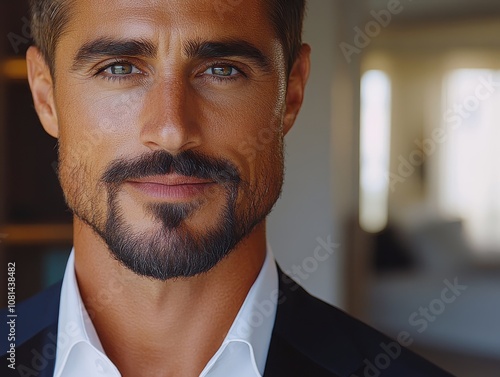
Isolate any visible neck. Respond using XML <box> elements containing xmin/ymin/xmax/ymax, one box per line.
<box><xmin>73</xmin><ymin>218</ymin><xmax>267</xmax><ymax>377</ymax></box>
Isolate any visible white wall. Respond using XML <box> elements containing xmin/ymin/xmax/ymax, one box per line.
<box><xmin>268</xmin><ymin>0</ymin><xmax>362</xmax><ymax>308</ymax></box>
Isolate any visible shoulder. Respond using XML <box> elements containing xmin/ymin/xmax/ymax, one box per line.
<box><xmin>265</xmin><ymin>268</ymin><xmax>455</xmax><ymax>377</ymax></box>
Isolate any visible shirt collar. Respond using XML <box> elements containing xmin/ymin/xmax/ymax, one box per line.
<box><xmin>54</xmin><ymin>249</ymin><xmax>120</xmax><ymax>377</ymax></box>
<box><xmin>201</xmin><ymin>246</ymin><xmax>278</xmax><ymax>376</ymax></box>
<box><xmin>54</xmin><ymin>247</ymin><xmax>278</xmax><ymax>377</ymax></box>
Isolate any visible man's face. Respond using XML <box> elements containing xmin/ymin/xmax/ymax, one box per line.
<box><xmin>34</xmin><ymin>0</ymin><xmax>302</xmax><ymax>280</ymax></box>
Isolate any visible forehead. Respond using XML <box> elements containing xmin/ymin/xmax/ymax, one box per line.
<box><xmin>60</xmin><ymin>0</ymin><xmax>276</xmax><ymax>51</ymax></box>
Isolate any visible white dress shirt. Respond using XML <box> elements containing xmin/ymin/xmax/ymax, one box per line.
<box><xmin>54</xmin><ymin>248</ymin><xmax>278</xmax><ymax>377</ymax></box>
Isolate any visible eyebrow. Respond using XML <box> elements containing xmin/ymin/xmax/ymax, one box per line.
<box><xmin>184</xmin><ymin>39</ymin><xmax>271</xmax><ymax>72</ymax></box>
<box><xmin>71</xmin><ymin>38</ymin><xmax>157</xmax><ymax>71</ymax></box>
<box><xmin>71</xmin><ymin>37</ymin><xmax>271</xmax><ymax>73</ymax></box>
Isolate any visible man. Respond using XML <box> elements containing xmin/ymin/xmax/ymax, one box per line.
<box><xmin>1</xmin><ymin>0</ymin><xmax>454</xmax><ymax>376</ymax></box>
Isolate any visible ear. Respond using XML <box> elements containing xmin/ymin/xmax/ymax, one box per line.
<box><xmin>26</xmin><ymin>46</ymin><xmax>59</xmax><ymax>138</ymax></box>
<box><xmin>283</xmin><ymin>44</ymin><xmax>311</xmax><ymax>135</ymax></box>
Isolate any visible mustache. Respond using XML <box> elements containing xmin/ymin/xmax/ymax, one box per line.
<box><xmin>102</xmin><ymin>150</ymin><xmax>241</xmax><ymax>185</ymax></box>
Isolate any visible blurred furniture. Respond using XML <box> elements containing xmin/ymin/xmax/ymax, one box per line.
<box><xmin>366</xmin><ymin>220</ymin><xmax>500</xmax><ymax>375</ymax></box>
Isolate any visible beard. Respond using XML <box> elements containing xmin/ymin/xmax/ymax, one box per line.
<box><xmin>59</xmin><ymin>149</ymin><xmax>283</xmax><ymax>281</ymax></box>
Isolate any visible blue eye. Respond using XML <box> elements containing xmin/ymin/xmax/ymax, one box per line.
<box><xmin>103</xmin><ymin>63</ymin><xmax>141</xmax><ymax>75</ymax></box>
<box><xmin>205</xmin><ymin>66</ymin><xmax>239</xmax><ymax>77</ymax></box>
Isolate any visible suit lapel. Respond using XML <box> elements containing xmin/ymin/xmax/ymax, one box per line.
<box><xmin>263</xmin><ymin>267</ymin><xmax>364</xmax><ymax>377</ymax></box>
<box><xmin>1</xmin><ymin>282</ymin><xmax>61</xmax><ymax>377</ymax></box>
<box><xmin>6</xmin><ymin>323</ymin><xmax>59</xmax><ymax>377</ymax></box>
<box><xmin>264</xmin><ymin>332</ymin><xmax>341</xmax><ymax>377</ymax></box>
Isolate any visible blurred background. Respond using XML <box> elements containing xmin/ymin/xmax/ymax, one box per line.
<box><xmin>1</xmin><ymin>1</ymin><xmax>500</xmax><ymax>376</ymax></box>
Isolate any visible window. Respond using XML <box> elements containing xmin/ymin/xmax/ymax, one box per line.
<box><xmin>440</xmin><ymin>69</ymin><xmax>500</xmax><ymax>252</ymax></box>
<box><xmin>359</xmin><ymin>70</ymin><xmax>392</xmax><ymax>233</ymax></box>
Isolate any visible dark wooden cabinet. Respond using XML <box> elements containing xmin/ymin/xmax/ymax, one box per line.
<box><xmin>0</xmin><ymin>1</ymin><xmax>72</xmax><ymax>305</ymax></box>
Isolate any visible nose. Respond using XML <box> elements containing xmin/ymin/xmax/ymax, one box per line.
<box><xmin>140</xmin><ymin>77</ymin><xmax>202</xmax><ymax>154</ymax></box>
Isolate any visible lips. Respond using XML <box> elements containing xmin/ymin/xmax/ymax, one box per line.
<box><xmin>126</xmin><ymin>174</ymin><xmax>216</xmax><ymax>201</ymax></box>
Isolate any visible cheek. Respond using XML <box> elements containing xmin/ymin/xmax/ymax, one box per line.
<box><xmin>56</xmin><ymin>85</ymin><xmax>146</xmax><ymax>176</ymax></box>
<box><xmin>209</xmin><ymin>78</ymin><xmax>283</xmax><ymax>142</ymax></box>
<box><xmin>228</xmin><ymin>95</ymin><xmax>285</xmax><ymax>181</ymax></box>
<box><xmin>54</xmin><ymin>86</ymin><xmax>148</xmax><ymax>222</ymax></box>
<box><xmin>193</xmin><ymin>80</ymin><xmax>286</xmax><ymax>208</ymax></box>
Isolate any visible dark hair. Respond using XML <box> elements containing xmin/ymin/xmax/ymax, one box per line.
<box><xmin>29</xmin><ymin>0</ymin><xmax>306</xmax><ymax>77</ymax></box>
<box><xmin>267</xmin><ymin>0</ymin><xmax>306</xmax><ymax>74</ymax></box>
<box><xmin>29</xmin><ymin>0</ymin><xmax>73</xmax><ymax>77</ymax></box>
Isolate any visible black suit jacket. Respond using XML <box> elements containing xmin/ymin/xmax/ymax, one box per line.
<box><xmin>1</xmin><ymin>268</ymin><xmax>454</xmax><ymax>377</ymax></box>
